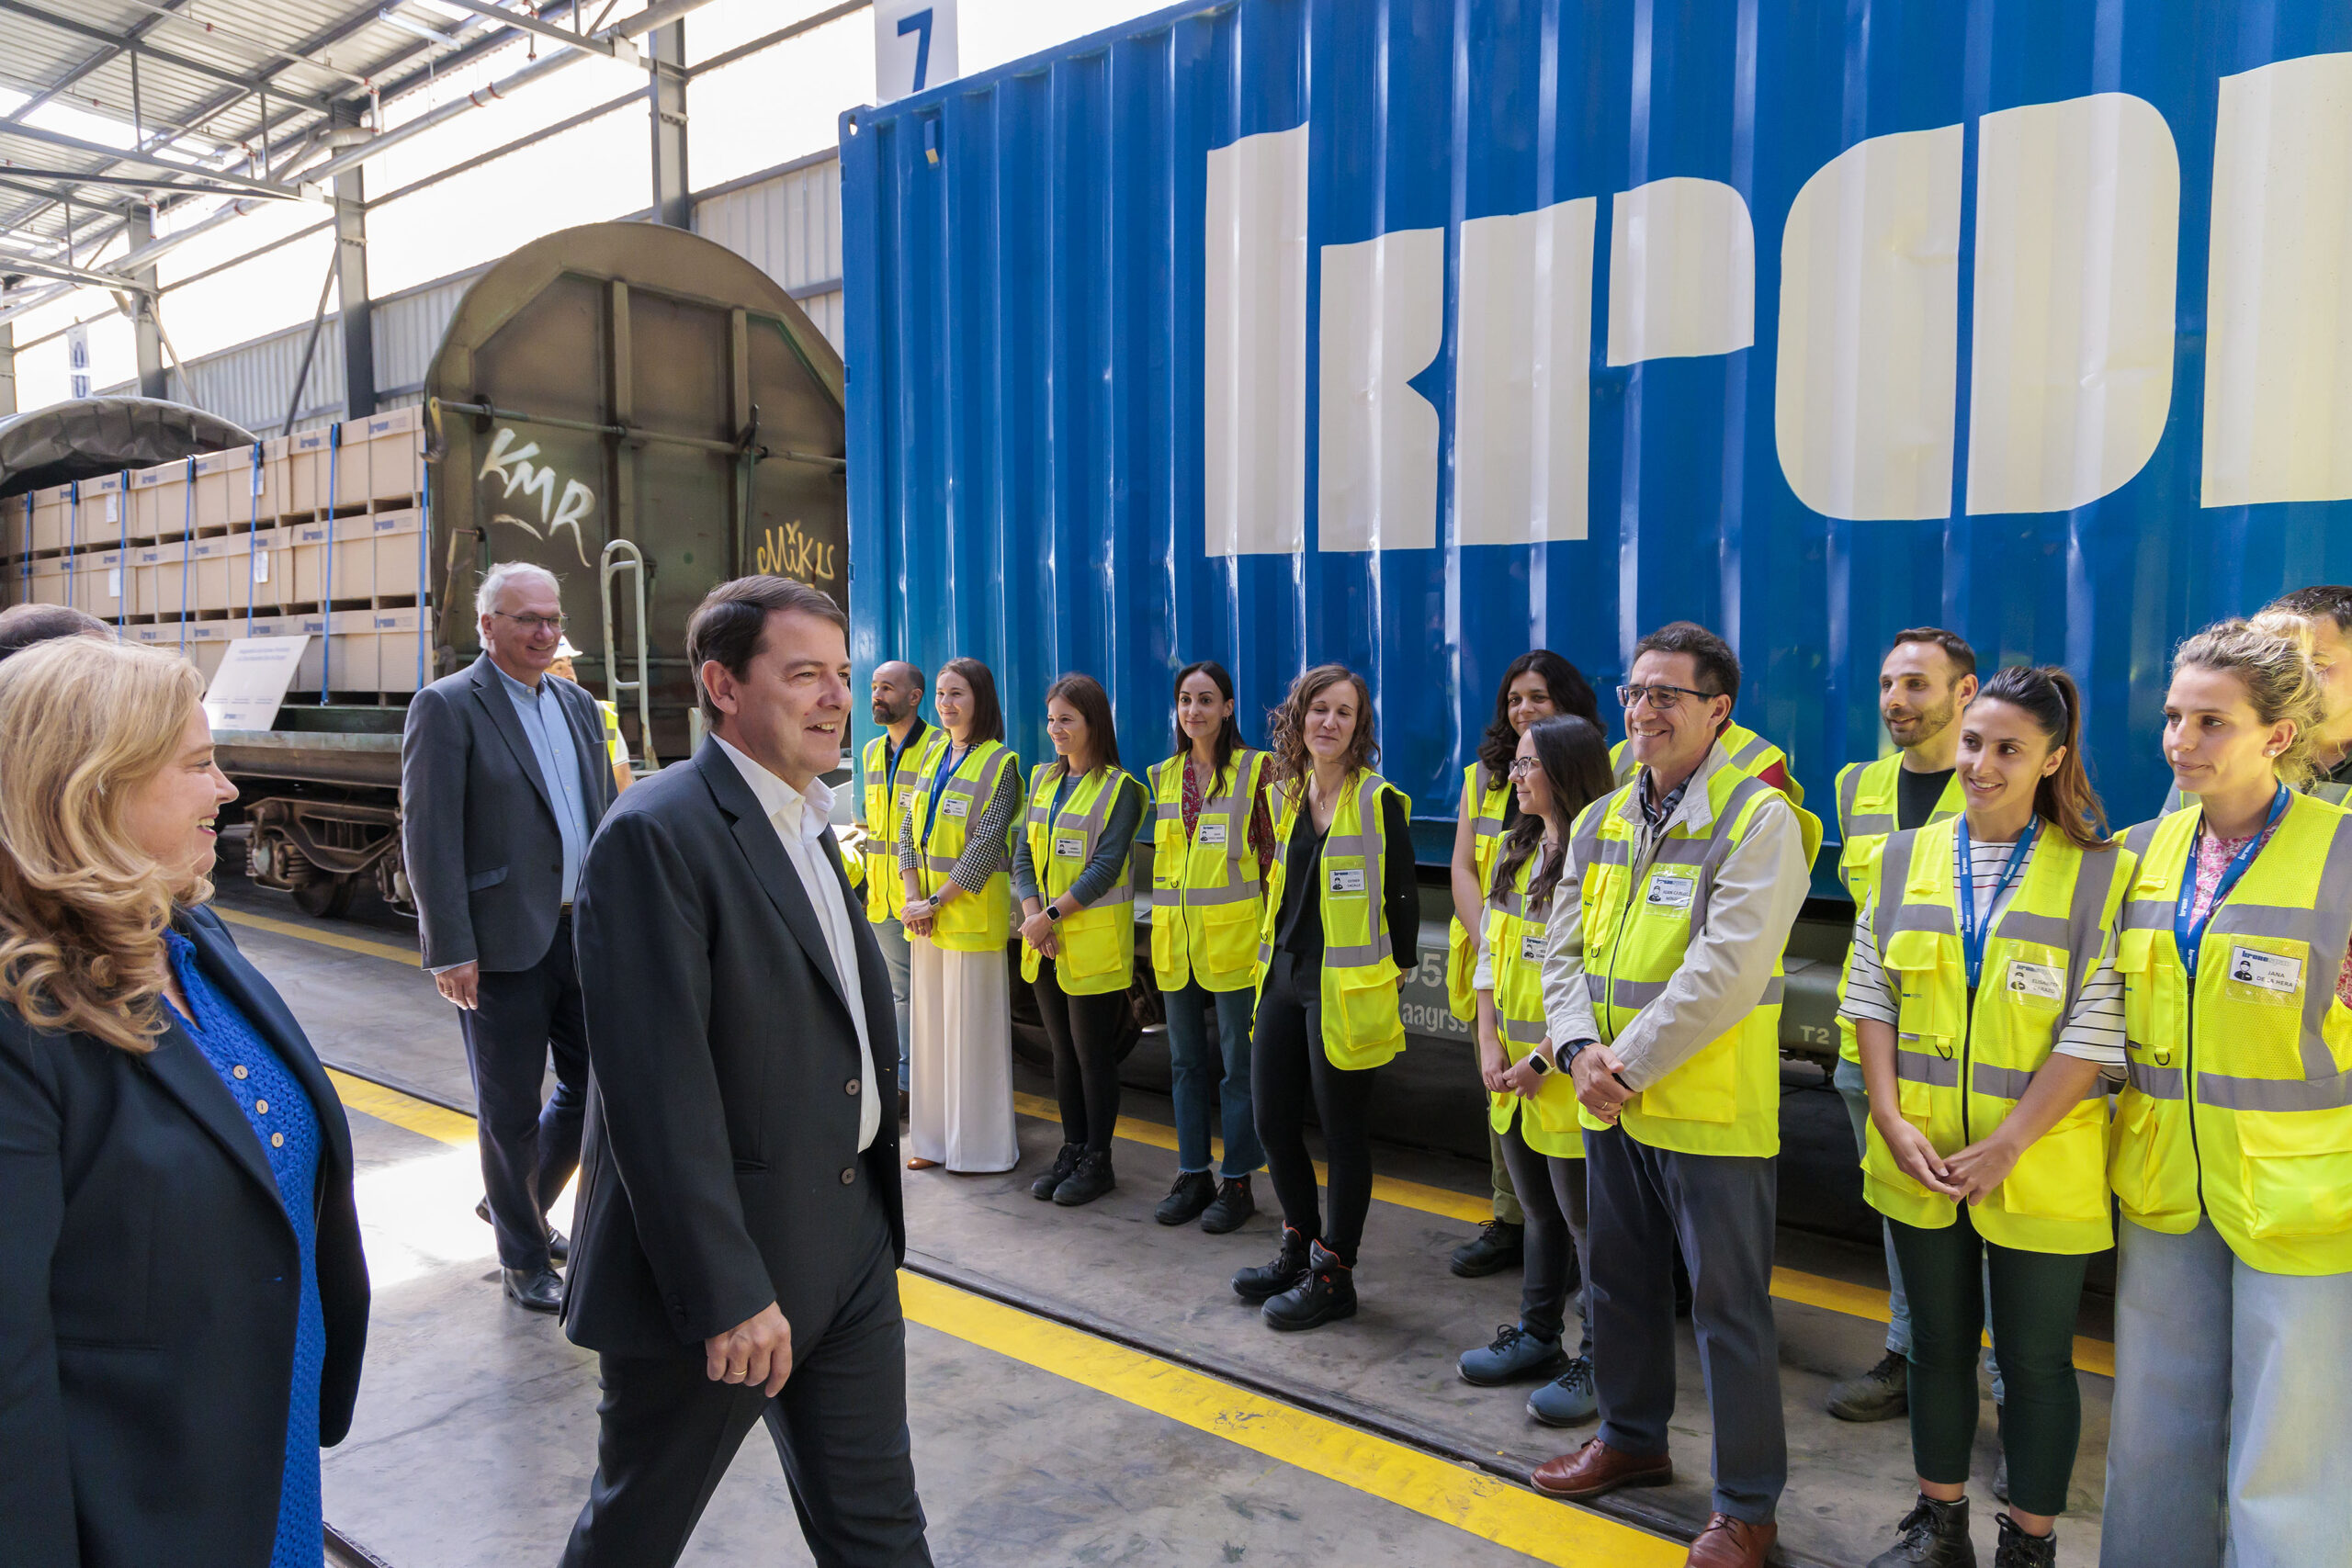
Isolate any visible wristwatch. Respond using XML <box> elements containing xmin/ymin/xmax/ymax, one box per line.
<box><xmin>1044</xmin><ymin>903</ymin><xmax>1063</xmax><ymax>922</ymax></box>
<box><xmin>1526</xmin><ymin>1051</ymin><xmax>1553</xmax><ymax>1078</ymax></box>
<box><xmin>1562</xmin><ymin>1037</ymin><xmax>1599</xmax><ymax>1066</ymax></box>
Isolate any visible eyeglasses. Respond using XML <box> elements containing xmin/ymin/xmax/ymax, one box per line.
<box><xmin>1507</xmin><ymin>757</ymin><xmax>1541</xmax><ymax>777</ymax></box>
<box><xmin>1616</xmin><ymin>682</ymin><xmax>1720</xmax><ymax>712</ymax></box>
<box><xmin>492</xmin><ymin>611</ymin><xmax>566</xmax><ymax>635</ymax></box>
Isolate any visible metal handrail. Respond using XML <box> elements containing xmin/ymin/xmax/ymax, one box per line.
<box><xmin>598</xmin><ymin>536</ymin><xmax>654</xmax><ymax>769</ymax></box>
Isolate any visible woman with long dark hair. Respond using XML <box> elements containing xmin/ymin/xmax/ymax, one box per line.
<box><xmin>1227</xmin><ymin>665</ymin><xmax>1417</xmax><ymax>1331</ymax></box>
<box><xmin>1453</xmin><ymin>715</ymin><xmax>1616</xmax><ymax>1425</ymax></box>
<box><xmin>1015</xmin><ymin>672</ymin><xmax>1146</xmax><ymax>1207</ymax></box>
<box><xmin>1147</xmin><ymin>660</ymin><xmax>1273</xmax><ymax>1233</ymax></box>
<box><xmin>1446</xmin><ymin>650</ymin><xmax>1600</xmax><ymax>1279</ymax></box>
<box><xmin>1843</xmin><ymin>666</ymin><xmax>2124</xmax><ymax>1568</ymax></box>
<box><xmin>899</xmin><ymin>656</ymin><xmax>1023</xmax><ymax>1173</ymax></box>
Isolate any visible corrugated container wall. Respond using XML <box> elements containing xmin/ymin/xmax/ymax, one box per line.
<box><xmin>840</xmin><ymin>0</ymin><xmax>2352</xmax><ymax>854</ymax></box>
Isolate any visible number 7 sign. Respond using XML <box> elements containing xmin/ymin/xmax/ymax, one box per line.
<box><xmin>875</xmin><ymin>0</ymin><xmax>958</xmax><ymax>103</ymax></box>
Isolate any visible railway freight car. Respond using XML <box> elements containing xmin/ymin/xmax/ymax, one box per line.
<box><xmin>1</xmin><ymin>220</ymin><xmax>846</xmax><ymax>918</ymax></box>
<box><xmin>838</xmin><ymin>0</ymin><xmax>2352</xmax><ymax>1100</ymax></box>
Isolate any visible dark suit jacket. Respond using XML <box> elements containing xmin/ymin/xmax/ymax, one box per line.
<box><xmin>400</xmin><ymin>653</ymin><xmax>618</xmax><ymax>973</ymax></box>
<box><xmin>563</xmin><ymin>739</ymin><xmax>906</xmax><ymax>1356</ymax></box>
<box><xmin>0</xmin><ymin>905</ymin><xmax>369</xmax><ymax>1568</ymax></box>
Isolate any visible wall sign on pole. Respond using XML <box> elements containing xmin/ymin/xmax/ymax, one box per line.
<box><xmin>875</xmin><ymin>0</ymin><xmax>956</xmax><ymax>103</ymax></box>
<box><xmin>65</xmin><ymin>322</ymin><xmax>89</xmax><ymax>400</ymax></box>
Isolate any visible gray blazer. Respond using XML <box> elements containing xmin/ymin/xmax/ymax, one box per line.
<box><xmin>561</xmin><ymin>738</ymin><xmax>905</xmax><ymax>1355</ymax></box>
<box><xmin>400</xmin><ymin>653</ymin><xmax>618</xmax><ymax>973</ymax></box>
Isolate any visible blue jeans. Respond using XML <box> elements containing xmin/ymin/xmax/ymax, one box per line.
<box><xmin>1164</xmin><ymin>981</ymin><xmax>1262</xmax><ymax>1178</ymax></box>
<box><xmin>872</xmin><ymin>914</ymin><xmax>913</xmax><ymax>1091</ymax></box>
<box><xmin>2100</xmin><ymin>1218</ymin><xmax>2352</xmax><ymax>1568</ymax></box>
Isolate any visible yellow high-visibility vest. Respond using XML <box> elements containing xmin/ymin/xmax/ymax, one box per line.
<box><xmin>1255</xmin><ymin>770</ymin><xmax>1410</xmax><ymax>1072</ymax></box>
<box><xmin>1833</xmin><ymin>752</ymin><xmax>1966</xmax><ymax>1063</ymax></box>
<box><xmin>1447</xmin><ymin>761</ymin><xmax>1511</xmax><ymax>1021</ymax></box>
<box><xmin>1569</xmin><ymin>764</ymin><xmax>1819</xmax><ymax>1157</ymax></box>
<box><xmin>1148</xmin><ymin>750</ymin><xmax>1269</xmax><ymax>995</ymax></box>
<box><xmin>1020</xmin><ymin>761</ymin><xmax>1142</xmax><ymax>996</ymax></box>
<box><xmin>859</xmin><ymin>725</ymin><xmax>949</xmax><ymax>921</ymax></box>
<box><xmin>1610</xmin><ymin>722</ymin><xmax>1821</xmax><ymax>863</ymax></box>
<box><xmin>1485</xmin><ymin>844</ymin><xmax>1582</xmax><ymax>1159</ymax></box>
<box><xmin>904</xmin><ymin>738</ymin><xmax>1018</xmax><ymax>953</ymax></box>
<box><xmin>1860</xmin><ymin>818</ymin><xmax>2131</xmax><ymax>1254</ymax></box>
<box><xmin>2112</xmin><ymin>795</ymin><xmax>2352</xmax><ymax>1276</ymax></box>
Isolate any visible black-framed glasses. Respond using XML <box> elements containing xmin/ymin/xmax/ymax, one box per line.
<box><xmin>1616</xmin><ymin>682</ymin><xmax>1720</xmax><ymax>712</ymax></box>
<box><xmin>492</xmin><ymin>611</ymin><xmax>566</xmax><ymax>634</ymax></box>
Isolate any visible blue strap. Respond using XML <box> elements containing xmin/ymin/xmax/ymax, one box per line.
<box><xmin>923</xmin><ymin>741</ymin><xmax>969</xmax><ymax>847</ymax></box>
<box><xmin>2176</xmin><ymin>784</ymin><xmax>2291</xmax><ymax>979</ymax></box>
<box><xmin>245</xmin><ymin>443</ymin><xmax>261</xmax><ymax>629</ymax></box>
<box><xmin>321</xmin><ymin>424</ymin><xmax>339</xmax><ymax>705</ymax></box>
<box><xmin>1955</xmin><ymin>816</ymin><xmax>2039</xmax><ymax>990</ymax></box>
<box><xmin>176</xmin><ymin>458</ymin><xmax>192</xmax><ymax>654</ymax></box>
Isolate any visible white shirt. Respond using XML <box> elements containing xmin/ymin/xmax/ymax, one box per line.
<box><xmin>717</xmin><ymin>737</ymin><xmax>880</xmax><ymax>1153</ymax></box>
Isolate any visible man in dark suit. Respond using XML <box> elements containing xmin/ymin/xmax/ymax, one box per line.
<box><xmin>400</xmin><ymin>559</ymin><xmax>617</xmax><ymax>1312</ymax></box>
<box><xmin>560</xmin><ymin>576</ymin><xmax>931</xmax><ymax>1568</ymax></box>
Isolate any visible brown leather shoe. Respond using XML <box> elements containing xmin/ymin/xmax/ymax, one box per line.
<box><xmin>1684</xmin><ymin>1512</ymin><xmax>1776</xmax><ymax>1568</ymax></box>
<box><xmin>1528</xmin><ymin>1438</ymin><xmax>1672</xmax><ymax>1500</ymax></box>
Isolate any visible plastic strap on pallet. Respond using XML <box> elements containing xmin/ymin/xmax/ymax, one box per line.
<box><xmin>178</xmin><ymin>458</ymin><xmax>193</xmax><ymax>655</ymax></box>
<box><xmin>417</xmin><ymin>457</ymin><xmax>430</xmax><ymax>689</ymax></box>
<box><xmin>64</xmin><ymin>480</ymin><xmax>77</xmax><ymax>606</ymax></box>
<box><xmin>245</xmin><ymin>442</ymin><xmax>261</xmax><ymax>629</ymax></box>
<box><xmin>116</xmin><ymin>468</ymin><xmax>128</xmax><ymax>633</ymax></box>
<box><xmin>321</xmin><ymin>423</ymin><xmax>339</xmax><ymax>705</ymax></box>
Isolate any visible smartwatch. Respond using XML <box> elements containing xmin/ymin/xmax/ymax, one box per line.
<box><xmin>1562</xmin><ymin>1037</ymin><xmax>1599</xmax><ymax>1066</ymax></box>
<box><xmin>1044</xmin><ymin>903</ymin><xmax>1064</xmax><ymax>923</ymax></box>
<box><xmin>1526</xmin><ymin>1051</ymin><xmax>1553</xmax><ymax>1078</ymax></box>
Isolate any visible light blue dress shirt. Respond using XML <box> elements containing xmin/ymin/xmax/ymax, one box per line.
<box><xmin>494</xmin><ymin>663</ymin><xmax>591</xmax><ymax>904</ymax></box>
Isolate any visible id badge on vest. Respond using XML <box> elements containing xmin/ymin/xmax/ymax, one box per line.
<box><xmin>1329</xmin><ymin>865</ymin><xmax>1367</xmax><ymax>896</ymax></box>
<box><xmin>1521</xmin><ymin>931</ymin><xmax>1545</xmax><ymax>962</ymax></box>
<box><xmin>1198</xmin><ymin>821</ymin><xmax>1228</xmax><ymax>847</ymax></box>
<box><xmin>2226</xmin><ymin>946</ymin><xmax>2302</xmax><ymax>1001</ymax></box>
<box><xmin>2005</xmin><ymin>959</ymin><xmax>2065</xmax><ymax>1005</ymax></box>
<box><xmin>1644</xmin><ymin>868</ymin><xmax>1696</xmax><ymax>916</ymax></box>
<box><xmin>1055</xmin><ymin>832</ymin><xmax>1087</xmax><ymax>860</ymax></box>
<box><xmin>943</xmin><ymin>795</ymin><xmax>969</xmax><ymax>819</ymax></box>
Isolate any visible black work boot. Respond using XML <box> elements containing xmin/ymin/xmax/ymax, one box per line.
<box><xmin>1866</xmin><ymin>1495</ymin><xmax>1974</xmax><ymax>1568</ymax></box>
<box><xmin>1827</xmin><ymin>1349</ymin><xmax>1911</xmax><ymax>1422</ymax></box>
<box><xmin>1449</xmin><ymin>1218</ymin><xmax>1524</xmax><ymax>1278</ymax></box>
<box><xmin>1031</xmin><ymin>1143</ymin><xmax>1081</xmax><ymax>1201</ymax></box>
<box><xmin>1263</xmin><ymin>1242</ymin><xmax>1358</xmax><ymax>1331</ymax></box>
<box><xmin>1232</xmin><ymin>1224</ymin><xmax>1312</xmax><ymax>1302</ymax></box>
<box><xmin>1991</xmin><ymin>1516</ymin><xmax>2053</xmax><ymax>1568</ymax></box>
<box><xmin>1052</xmin><ymin>1148</ymin><xmax>1115</xmax><ymax>1206</ymax></box>
<box><xmin>1200</xmin><ymin>1176</ymin><xmax>1256</xmax><ymax>1235</ymax></box>
<box><xmin>1156</xmin><ymin>1170</ymin><xmax>1216</xmax><ymax>1225</ymax></box>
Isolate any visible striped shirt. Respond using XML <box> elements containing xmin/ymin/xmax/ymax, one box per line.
<box><xmin>1841</xmin><ymin>834</ymin><xmax>2127</xmax><ymax>1066</ymax></box>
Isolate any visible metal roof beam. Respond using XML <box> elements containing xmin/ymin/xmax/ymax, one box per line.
<box><xmin>0</xmin><ymin>0</ymin><xmax>336</xmax><ymax>114</ymax></box>
<box><xmin>426</xmin><ymin>0</ymin><xmax>640</xmax><ymax>65</ymax></box>
<box><xmin>0</xmin><ymin>166</ymin><xmax>285</xmax><ymax>198</ymax></box>
<box><xmin>0</xmin><ymin>118</ymin><xmax>316</xmax><ymax>201</ymax></box>
<box><xmin>0</xmin><ymin>247</ymin><xmax>146</xmax><ymax>293</ymax></box>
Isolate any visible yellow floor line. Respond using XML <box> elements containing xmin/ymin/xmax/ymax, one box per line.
<box><xmin>254</xmin><ymin>910</ymin><xmax>2115</xmax><ymax>1372</ymax></box>
<box><xmin>218</xmin><ymin>907</ymin><xmax>422</xmax><ymax>966</ymax></box>
<box><xmin>899</xmin><ymin>1270</ymin><xmax>1682</xmax><ymax>1566</ymax></box>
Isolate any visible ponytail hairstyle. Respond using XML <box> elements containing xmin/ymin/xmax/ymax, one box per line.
<box><xmin>1491</xmin><ymin>716</ymin><xmax>1614</xmax><ymax>911</ymax></box>
<box><xmin>1170</xmin><ymin>659</ymin><xmax>1248</xmax><ymax>792</ymax></box>
<box><xmin>1971</xmin><ymin>665</ymin><xmax>2109</xmax><ymax>850</ymax></box>
<box><xmin>1475</xmin><ymin>650</ymin><xmax>1601</xmax><ymax>779</ymax></box>
<box><xmin>2174</xmin><ymin>617</ymin><xmax>2327</xmax><ymax>789</ymax></box>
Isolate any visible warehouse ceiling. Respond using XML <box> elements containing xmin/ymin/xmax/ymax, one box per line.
<box><xmin>0</xmin><ymin>0</ymin><xmax>680</xmax><ymax>304</ymax></box>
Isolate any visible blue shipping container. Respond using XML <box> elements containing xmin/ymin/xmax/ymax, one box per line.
<box><xmin>841</xmin><ymin>0</ymin><xmax>2352</xmax><ymax>862</ymax></box>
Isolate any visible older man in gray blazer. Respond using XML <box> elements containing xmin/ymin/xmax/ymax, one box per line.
<box><xmin>401</xmin><ymin>560</ymin><xmax>618</xmax><ymax>1312</ymax></box>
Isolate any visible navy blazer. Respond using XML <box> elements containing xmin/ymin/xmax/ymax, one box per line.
<box><xmin>400</xmin><ymin>653</ymin><xmax>618</xmax><ymax>973</ymax></box>
<box><xmin>0</xmin><ymin>905</ymin><xmax>369</xmax><ymax>1568</ymax></box>
<box><xmin>563</xmin><ymin>739</ymin><xmax>905</xmax><ymax>1356</ymax></box>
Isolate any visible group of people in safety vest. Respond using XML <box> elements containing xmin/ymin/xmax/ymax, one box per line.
<box><xmin>848</xmin><ymin>587</ymin><xmax>2352</xmax><ymax>1568</ymax></box>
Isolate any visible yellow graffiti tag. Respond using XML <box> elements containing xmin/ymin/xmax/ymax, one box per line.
<box><xmin>755</xmin><ymin>520</ymin><xmax>838</xmax><ymax>583</ymax></box>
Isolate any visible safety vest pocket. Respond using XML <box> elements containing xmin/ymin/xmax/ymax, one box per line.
<box><xmin>1885</xmin><ymin>931</ymin><xmax>1959</xmax><ymax>1040</ymax></box>
<box><xmin>1639</xmin><ymin>1030</ymin><xmax>1739</xmax><ymax>1124</ymax></box>
<box><xmin>1528</xmin><ymin>1073</ymin><xmax>1585</xmax><ymax>1140</ymax></box>
<box><xmin>1862</xmin><ymin>1111</ymin><xmax>1943</xmax><ymax>1202</ymax></box>
<box><xmin>2235</xmin><ymin>1105</ymin><xmax>2352</xmax><ymax>1242</ymax></box>
<box><xmin>1321</xmin><ymin>963</ymin><xmax>1404</xmax><ymax>1070</ymax></box>
<box><xmin>2108</xmin><ymin>1089</ymin><xmax>2195</xmax><ymax>1227</ymax></box>
<box><xmin>934</xmin><ymin>888</ymin><xmax>993</xmax><ymax>942</ymax></box>
<box><xmin>1149</xmin><ymin>904</ymin><xmax>1181</xmax><ymax>979</ymax></box>
<box><xmin>2116</xmin><ymin>928</ymin><xmax>2167</xmax><ymax>1044</ymax></box>
<box><xmin>1997</xmin><ymin>1102</ymin><xmax>2110</xmax><ymax>1223</ymax></box>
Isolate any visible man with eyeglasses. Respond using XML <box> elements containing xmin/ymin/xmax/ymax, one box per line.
<box><xmin>401</xmin><ymin>559</ymin><xmax>620</xmax><ymax>1314</ymax></box>
<box><xmin>1530</xmin><ymin>621</ymin><xmax>1818</xmax><ymax>1568</ymax></box>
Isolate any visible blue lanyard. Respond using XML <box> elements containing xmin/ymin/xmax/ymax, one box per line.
<box><xmin>1955</xmin><ymin>817</ymin><xmax>2039</xmax><ymax>989</ymax></box>
<box><xmin>2176</xmin><ymin>784</ymin><xmax>2290</xmax><ymax>979</ymax></box>
<box><xmin>925</xmin><ymin>742</ymin><xmax>972</xmax><ymax>839</ymax></box>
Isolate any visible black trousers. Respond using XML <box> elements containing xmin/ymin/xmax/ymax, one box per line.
<box><xmin>1250</xmin><ymin>950</ymin><xmax>1379</xmax><ymax>1265</ymax></box>
<box><xmin>1032</xmin><ymin>960</ymin><xmax>1127</xmax><ymax>1152</ymax></box>
<box><xmin>458</xmin><ymin>908</ymin><xmax>588</xmax><ymax>1270</ymax></box>
<box><xmin>559</xmin><ymin>1196</ymin><xmax>932</xmax><ymax>1568</ymax></box>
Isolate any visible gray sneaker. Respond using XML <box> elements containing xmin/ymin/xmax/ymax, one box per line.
<box><xmin>1827</xmin><ymin>1348</ymin><xmax>1909</xmax><ymax>1422</ymax></box>
<box><xmin>1526</xmin><ymin>1355</ymin><xmax>1599</xmax><ymax>1427</ymax></box>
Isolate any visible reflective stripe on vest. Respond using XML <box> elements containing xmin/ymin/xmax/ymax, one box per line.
<box><xmin>1021</xmin><ymin>762</ymin><xmax>1138</xmax><ymax>995</ymax></box>
<box><xmin>1862</xmin><ymin>818</ymin><xmax>2126</xmax><ymax>1254</ymax></box>
<box><xmin>861</xmin><ymin>727</ymin><xmax>948</xmax><ymax>922</ymax></box>
<box><xmin>906</xmin><ymin>739</ymin><xmax>1017</xmax><ymax>953</ymax></box>
<box><xmin>2109</xmin><ymin>795</ymin><xmax>2352</xmax><ymax>1275</ymax></box>
<box><xmin>1148</xmin><ymin>750</ymin><xmax>1267</xmax><ymax>993</ymax></box>
<box><xmin>1485</xmin><ymin>848</ymin><xmax>1581</xmax><ymax>1157</ymax></box>
<box><xmin>1254</xmin><ymin>770</ymin><xmax>1408</xmax><ymax>1071</ymax></box>
<box><xmin>1447</xmin><ymin>761</ymin><xmax>1513</xmax><ymax>1021</ymax></box>
<box><xmin>1569</xmin><ymin>762</ymin><xmax>1791</xmax><ymax>1158</ymax></box>
<box><xmin>1611</xmin><ymin>722</ymin><xmax>1804</xmax><ymax>807</ymax></box>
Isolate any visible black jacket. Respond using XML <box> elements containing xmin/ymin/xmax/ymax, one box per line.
<box><xmin>0</xmin><ymin>904</ymin><xmax>369</xmax><ymax>1568</ymax></box>
<box><xmin>400</xmin><ymin>654</ymin><xmax>618</xmax><ymax>973</ymax></box>
<box><xmin>562</xmin><ymin>739</ymin><xmax>906</xmax><ymax>1356</ymax></box>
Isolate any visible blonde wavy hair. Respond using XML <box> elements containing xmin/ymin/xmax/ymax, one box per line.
<box><xmin>0</xmin><ymin>638</ymin><xmax>209</xmax><ymax>1053</ymax></box>
<box><xmin>2174</xmin><ymin>617</ymin><xmax>2327</xmax><ymax>789</ymax></box>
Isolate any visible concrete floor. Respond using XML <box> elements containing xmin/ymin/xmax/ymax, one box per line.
<box><xmin>217</xmin><ymin>876</ymin><xmax>2115</xmax><ymax>1567</ymax></box>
